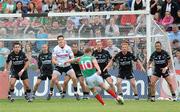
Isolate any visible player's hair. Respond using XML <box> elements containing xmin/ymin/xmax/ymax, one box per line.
<box><xmin>57</xmin><ymin>35</ymin><xmax>64</xmax><ymax>40</ymax></box>
<box><xmin>84</xmin><ymin>47</ymin><xmax>92</xmax><ymax>53</ymax></box>
<box><xmin>13</xmin><ymin>42</ymin><xmax>21</xmax><ymax>47</ymax></box>
<box><xmin>155</xmin><ymin>41</ymin><xmax>162</xmax><ymax>45</ymax></box>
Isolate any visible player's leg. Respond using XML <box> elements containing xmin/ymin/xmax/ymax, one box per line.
<box><xmin>78</xmin><ymin>76</ymin><xmax>90</xmax><ymax>99</ymax></box>
<box><xmin>105</xmin><ymin>76</ymin><xmax>116</xmax><ymax>92</ymax></box>
<box><xmin>61</xmin><ymin>75</ymin><xmax>71</xmax><ymax>98</ymax></box>
<box><xmin>90</xmin><ymin>87</ymin><xmax>105</xmax><ymax>105</ymax></box>
<box><xmin>8</xmin><ymin>77</ymin><xmax>17</xmax><ymax>102</ymax></box>
<box><xmin>116</xmin><ymin>78</ymin><xmax>123</xmax><ymax>96</ymax></box>
<box><xmin>22</xmin><ymin>79</ymin><xmax>32</xmax><ymax>102</ymax></box>
<box><xmin>129</xmin><ymin>78</ymin><xmax>139</xmax><ymax>100</ymax></box>
<box><xmin>85</xmin><ymin>74</ymin><xmax>105</xmax><ymax>105</ymax></box>
<box><xmin>150</xmin><ymin>75</ymin><xmax>159</xmax><ymax>102</ymax></box>
<box><xmin>21</xmin><ymin>71</ymin><xmax>32</xmax><ymax>102</ymax></box>
<box><xmin>164</xmin><ymin>75</ymin><xmax>176</xmax><ymax>101</ymax></box>
<box><xmin>66</xmin><ymin>68</ymin><xmax>80</xmax><ymax>100</ymax></box>
<box><xmin>98</xmin><ymin>75</ymin><xmax>124</xmax><ymax>105</ymax></box>
<box><xmin>47</xmin><ymin>69</ymin><xmax>61</xmax><ymax>100</ymax></box>
<box><xmin>32</xmin><ymin>78</ymin><xmax>42</xmax><ymax>99</ymax></box>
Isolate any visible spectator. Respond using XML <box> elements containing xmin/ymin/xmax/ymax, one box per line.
<box><xmin>120</xmin><ymin>4</ymin><xmax>137</xmax><ymax>26</ymax></box>
<box><xmin>153</xmin><ymin>12</ymin><xmax>162</xmax><ymax>25</ymax></box>
<box><xmin>174</xmin><ymin>10</ymin><xmax>180</xmax><ymax>24</ymax></box>
<box><xmin>42</xmin><ymin>0</ymin><xmax>57</xmax><ymax>12</ymax></box>
<box><xmin>2</xmin><ymin>0</ymin><xmax>15</xmax><ymax>13</ymax></box>
<box><xmin>74</xmin><ymin>0</ymin><xmax>83</xmax><ymax>12</ymax></box>
<box><xmin>64</xmin><ymin>19</ymin><xmax>76</xmax><ymax>38</ymax></box>
<box><xmin>131</xmin><ymin>0</ymin><xmax>146</xmax><ymax>11</ymax></box>
<box><xmin>105</xmin><ymin>18</ymin><xmax>120</xmax><ymax>37</ymax></box>
<box><xmin>27</xmin><ymin>1</ymin><xmax>38</xmax><ymax>13</ymax></box>
<box><xmin>93</xmin><ymin>0</ymin><xmax>102</xmax><ymax>11</ymax></box>
<box><xmin>81</xmin><ymin>0</ymin><xmax>93</xmax><ymax>12</ymax></box>
<box><xmin>160</xmin><ymin>0</ymin><xmax>179</xmax><ymax>19</ymax></box>
<box><xmin>79</xmin><ymin>17</ymin><xmax>93</xmax><ymax>38</ymax></box>
<box><xmin>32</xmin><ymin>0</ymin><xmax>42</xmax><ymax>12</ymax></box>
<box><xmin>0</xmin><ymin>27</ymin><xmax>8</xmax><ymax>38</ymax></box>
<box><xmin>172</xmin><ymin>39</ymin><xmax>180</xmax><ymax>57</ymax></box>
<box><xmin>105</xmin><ymin>39</ymin><xmax>120</xmax><ymax>57</ymax></box>
<box><xmin>35</xmin><ymin>26</ymin><xmax>48</xmax><ymax>51</ymax></box>
<box><xmin>103</xmin><ymin>0</ymin><xmax>113</xmax><ymax>11</ymax></box>
<box><xmin>13</xmin><ymin>1</ymin><xmax>26</xmax><ymax>13</ymax></box>
<box><xmin>23</xmin><ymin>42</ymin><xmax>37</xmax><ymax>71</ymax></box>
<box><xmin>161</xmin><ymin>11</ymin><xmax>174</xmax><ymax>26</ymax></box>
<box><xmin>168</xmin><ymin>24</ymin><xmax>180</xmax><ymax>42</ymax></box>
<box><xmin>0</xmin><ymin>41</ymin><xmax>10</xmax><ymax>71</ymax></box>
<box><xmin>92</xmin><ymin>16</ymin><xmax>105</xmax><ymax>36</ymax></box>
<box><xmin>48</xmin><ymin>21</ymin><xmax>64</xmax><ymax>38</ymax></box>
<box><xmin>174</xmin><ymin>49</ymin><xmax>180</xmax><ymax>71</ymax></box>
<box><xmin>150</xmin><ymin>0</ymin><xmax>158</xmax><ymax>15</ymax></box>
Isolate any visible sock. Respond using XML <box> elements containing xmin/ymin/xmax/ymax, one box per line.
<box><xmin>95</xmin><ymin>94</ymin><xmax>105</xmax><ymax>105</ymax></box>
<box><xmin>63</xmin><ymin>91</ymin><xmax>66</xmax><ymax>94</ymax></box>
<box><xmin>50</xmin><ymin>88</ymin><xmax>53</xmax><ymax>92</ymax></box>
<box><xmin>26</xmin><ymin>89</ymin><xmax>31</xmax><ymax>98</ymax></box>
<box><xmin>172</xmin><ymin>93</ymin><xmax>176</xmax><ymax>97</ymax></box>
<box><xmin>118</xmin><ymin>93</ymin><xmax>123</xmax><ymax>96</ymax></box>
<box><xmin>107</xmin><ymin>89</ymin><xmax>117</xmax><ymax>99</ymax></box>
<box><xmin>74</xmin><ymin>87</ymin><xmax>77</xmax><ymax>92</ymax></box>
<box><xmin>8</xmin><ymin>89</ymin><xmax>14</xmax><ymax>96</ymax></box>
<box><xmin>83</xmin><ymin>92</ymin><xmax>89</xmax><ymax>95</ymax></box>
<box><xmin>25</xmin><ymin>91</ymin><xmax>27</xmax><ymax>95</ymax></box>
<box><xmin>134</xmin><ymin>94</ymin><xmax>138</xmax><ymax>96</ymax></box>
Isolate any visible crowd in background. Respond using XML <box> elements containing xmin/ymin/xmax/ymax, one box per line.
<box><xmin>0</xmin><ymin>0</ymin><xmax>180</xmax><ymax>72</ymax></box>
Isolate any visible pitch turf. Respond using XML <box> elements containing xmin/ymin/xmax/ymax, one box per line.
<box><xmin>0</xmin><ymin>98</ymin><xmax>179</xmax><ymax>112</ymax></box>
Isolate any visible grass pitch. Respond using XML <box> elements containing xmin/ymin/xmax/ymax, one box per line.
<box><xmin>0</xmin><ymin>98</ymin><xmax>179</xmax><ymax>112</ymax></box>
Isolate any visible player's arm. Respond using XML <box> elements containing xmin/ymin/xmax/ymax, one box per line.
<box><xmin>18</xmin><ymin>55</ymin><xmax>29</xmax><ymax>76</ymax></box>
<box><xmin>92</xmin><ymin>58</ymin><xmax>101</xmax><ymax>75</ymax></box>
<box><xmin>65</xmin><ymin>57</ymin><xmax>80</xmax><ymax>64</ymax></box>
<box><xmin>103</xmin><ymin>53</ymin><xmax>117</xmax><ymax>71</ymax></box>
<box><xmin>162</xmin><ymin>53</ymin><xmax>172</xmax><ymax>73</ymax></box>
<box><xmin>37</xmin><ymin>54</ymin><xmax>42</xmax><ymax>69</ymax></box>
<box><xmin>147</xmin><ymin>53</ymin><xmax>154</xmax><ymax>69</ymax></box>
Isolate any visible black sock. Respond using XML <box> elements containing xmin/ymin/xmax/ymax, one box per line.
<box><xmin>26</xmin><ymin>89</ymin><xmax>31</xmax><ymax>93</ymax></box>
<box><xmin>134</xmin><ymin>94</ymin><xmax>138</xmax><ymax>96</ymax></box>
<box><xmin>172</xmin><ymin>93</ymin><xmax>176</xmax><ymax>97</ymax></box>
<box><xmin>118</xmin><ymin>93</ymin><xmax>123</xmax><ymax>96</ymax></box>
<box><xmin>74</xmin><ymin>87</ymin><xmax>77</xmax><ymax>92</ymax></box>
<box><xmin>151</xmin><ymin>96</ymin><xmax>155</xmax><ymax>98</ymax></box>
<box><xmin>63</xmin><ymin>91</ymin><xmax>66</xmax><ymax>94</ymax></box>
<box><xmin>83</xmin><ymin>92</ymin><xmax>89</xmax><ymax>95</ymax></box>
<box><xmin>9</xmin><ymin>89</ymin><xmax>14</xmax><ymax>96</ymax></box>
<box><xmin>50</xmin><ymin>88</ymin><xmax>53</xmax><ymax>93</ymax></box>
<box><xmin>25</xmin><ymin>91</ymin><xmax>27</xmax><ymax>95</ymax></box>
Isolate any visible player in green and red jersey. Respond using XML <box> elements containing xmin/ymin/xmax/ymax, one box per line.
<box><xmin>65</xmin><ymin>47</ymin><xmax>124</xmax><ymax>105</ymax></box>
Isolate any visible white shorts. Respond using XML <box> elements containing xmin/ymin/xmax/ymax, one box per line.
<box><xmin>85</xmin><ymin>73</ymin><xmax>103</xmax><ymax>89</ymax></box>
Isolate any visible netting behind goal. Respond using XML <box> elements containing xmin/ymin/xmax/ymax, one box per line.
<box><xmin>0</xmin><ymin>11</ymin><xmax>177</xmax><ymax>99</ymax></box>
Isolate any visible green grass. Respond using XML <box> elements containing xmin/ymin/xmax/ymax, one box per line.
<box><xmin>0</xmin><ymin>98</ymin><xmax>179</xmax><ymax>112</ymax></box>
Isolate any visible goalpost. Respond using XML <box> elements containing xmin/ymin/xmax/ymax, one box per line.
<box><xmin>0</xmin><ymin>2</ymin><xmax>178</xmax><ymax>99</ymax></box>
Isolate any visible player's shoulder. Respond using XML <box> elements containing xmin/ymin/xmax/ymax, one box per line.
<box><xmin>53</xmin><ymin>45</ymin><xmax>59</xmax><ymax>50</ymax></box>
<box><xmin>102</xmin><ymin>49</ymin><xmax>109</xmax><ymax>54</ymax></box>
<box><xmin>65</xmin><ymin>44</ymin><xmax>71</xmax><ymax>49</ymax></box>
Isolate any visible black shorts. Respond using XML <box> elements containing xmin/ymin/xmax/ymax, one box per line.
<box><xmin>38</xmin><ymin>70</ymin><xmax>52</xmax><ymax>80</ymax></box>
<box><xmin>10</xmin><ymin>69</ymin><xmax>28</xmax><ymax>80</ymax></box>
<box><xmin>101</xmin><ymin>71</ymin><xmax>111</xmax><ymax>79</ymax></box>
<box><xmin>118</xmin><ymin>71</ymin><xmax>134</xmax><ymax>80</ymax></box>
<box><xmin>153</xmin><ymin>70</ymin><xmax>169</xmax><ymax>78</ymax></box>
<box><xmin>54</xmin><ymin>66</ymin><xmax>73</xmax><ymax>75</ymax></box>
<box><xmin>74</xmin><ymin>69</ymin><xmax>83</xmax><ymax>78</ymax></box>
